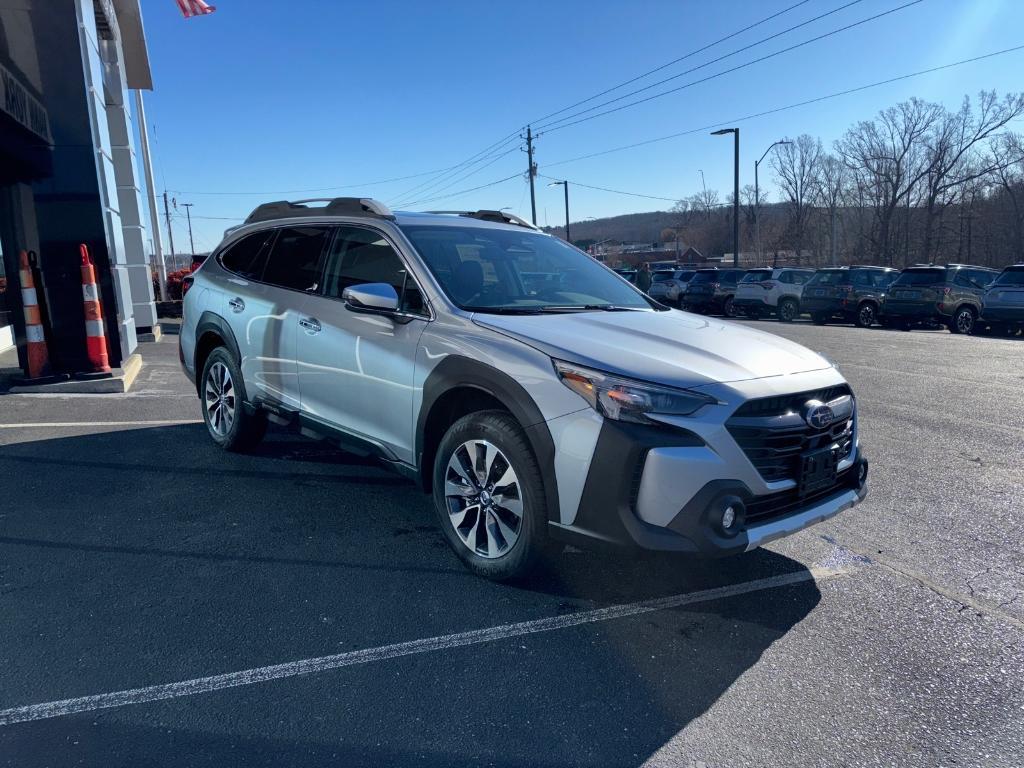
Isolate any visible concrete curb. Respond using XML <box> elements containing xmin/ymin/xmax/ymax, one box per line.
<box><xmin>7</xmin><ymin>354</ymin><xmax>142</xmax><ymax>394</ymax></box>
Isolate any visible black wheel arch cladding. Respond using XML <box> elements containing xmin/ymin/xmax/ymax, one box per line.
<box><xmin>194</xmin><ymin>312</ymin><xmax>242</xmax><ymax>393</ymax></box>
<box><xmin>417</xmin><ymin>356</ymin><xmax>560</xmax><ymax>523</ymax></box>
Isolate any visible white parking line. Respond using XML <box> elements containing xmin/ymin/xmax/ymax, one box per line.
<box><xmin>0</xmin><ymin>420</ymin><xmax>202</xmax><ymax>429</ymax></box>
<box><xmin>0</xmin><ymin>567</ymin><xmax>847</xmax><ymax>726</ymax></box>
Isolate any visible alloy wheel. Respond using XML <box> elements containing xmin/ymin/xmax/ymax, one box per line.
<box><xmin>444</xmin><ymin>439</ymin><xmax>523</xmax><ymax>559</ymax></box>
<box><xmin>858</xmin><ymin>304</ymin><xmax>876</xmax><ymax>327</ymax></box>
<box><xmin>779</xmin><ymin>300</ymin><xmax>797</xmax><ymax>322</ymax></box>
<box><xmin>204</xmin><ymin>361</ymin><xmax>236</xmax><ymax>436</ymax></box>
<box><xmin>956</xmin><ymin>309</ymin><xmax>974</xmax><ymax>334</ymax></box>
<box><xmin>724</xmin><ymin>297</ymin><xmax>737</xmax><ymax>317</ymax></box>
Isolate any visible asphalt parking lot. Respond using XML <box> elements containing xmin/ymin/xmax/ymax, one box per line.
<box><xmin>1</xmin><ymin>320</ymin><xmax>1022</xmax><ymax>767</ymax></box>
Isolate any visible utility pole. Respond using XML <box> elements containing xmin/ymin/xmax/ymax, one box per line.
<box><xmin>524</xmin><ymin>126</ymin><xmax>537</xmax><ymax>225</ymax></box>
<box><xmin>181</xmin><ymin>203</ymin><xmax>196</xmax><ymax>255</ymax></box>
<box><xmin>547</xmin><ymin>180</ymin><xmax>570</xmax><ymax>242</ymax></box>
<box><xmin>163</xmin><ymin>191</ymin><xmax>176</xmax><ymax>270</ymax></box>
<box><xmin>136</xmin><ymin>91</ymin><xmax>167</xmax><ymax>301</ymax></box>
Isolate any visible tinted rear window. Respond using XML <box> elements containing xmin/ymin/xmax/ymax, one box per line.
<box><xmin>995</xmin><ymin>267</ymin><xmax>1024</xmax><ymax>286</ymax></box>
<box><xmin>741</xmin><ymin>270</ymin><xmax>772</xmax><ymax>283</ymax></box>
<box><xmin>651</xmin><ymin>271</ymin><xmax>675</xmax><ymax>282</ymax></box>
<box><xmin>690</xmin><ymin>271</ymin><xmax>718</xmax><ymax>284</ymax></box>
<box><xmin>893</xmin><ymin>269</ymin><xmax>945</xmax><ymax>286</ymax></box>
<box><xmin>808</xmin><ymin>270</ymin><xmax>847</xmax><ymax>285</ymax></box>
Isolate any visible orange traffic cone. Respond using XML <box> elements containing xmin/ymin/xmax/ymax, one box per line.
<box><xmin>80</xmin><ymin>244</ymin><xmax>111</xmax><ymax>374</ymax></box>
<box><xmin>18</xmin><ymin>250</ymin><xmax>51</xmax><ymax>379</ymax></box>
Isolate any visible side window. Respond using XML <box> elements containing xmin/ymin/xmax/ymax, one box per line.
<box><xmin>968</xmin><ymin>269</ymin><xmax>994</xmax><ymax>287</ymax></box>
<box><xmin>322</xmin><ymin>226</ymin><xmax>426</xmax><ymax>315</ymax></box>
<box><xmin>792</xmin><ymin>272</ymin><xmax>813</xmax><ymax>285</ymax></box>
<box><xmin>778</xmin><ymin>271</ymin><xmax>794</xmax><ymax>284</ymax></box>
<box><xmin>262</xmin><ymin>226</ymin><xmax>330</xmax><ymax>291</ymax></box>
<box><xmin>953</xmin><ymin>271</ymin><xmax>975</xmax><ymax>289</ymax></box>
<box><xmin>874</xmin><ymin>271</ymin><xmax>896</xmax><ymax>288</ymax></box>
<box><xmin>851</xmin><ymin>271</ymin><xmax>871</xmax><ymax>287</ymax></box>
<box><xmin>218</xmin><ymin>230</ymin><xmax>275</xmax><ymax>280</ymax></box>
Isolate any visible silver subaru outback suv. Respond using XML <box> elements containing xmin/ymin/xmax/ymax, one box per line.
<box><xmin>179</xmin><ymin>197</ymin><xmax>868</xmax><ymax>580</ymax></box>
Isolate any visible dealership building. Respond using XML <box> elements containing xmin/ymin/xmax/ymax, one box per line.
<box><xmin>0</xmin><ymin>0</ymin><xmax>157</xmax><ymax>373</ymax></box>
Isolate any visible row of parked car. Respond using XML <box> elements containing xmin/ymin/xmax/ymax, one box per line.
<box><xmin>614</xmin><ymin>263</ymin><xmax>1024</xmax><ymax>335</ymax></box>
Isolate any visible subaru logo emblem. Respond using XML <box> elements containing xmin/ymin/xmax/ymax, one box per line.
<box><xmin>804</xmin><ymin>400</ymin><xmax>835</xmax><ymax>429</ymax></box>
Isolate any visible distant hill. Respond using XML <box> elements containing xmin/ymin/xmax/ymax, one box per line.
<box><xmin>542</xmin><ymin>210</ymin><xmax>680</xmax><ymax>246</ymax></box>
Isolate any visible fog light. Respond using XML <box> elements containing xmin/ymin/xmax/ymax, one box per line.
<box><xmin>722</xmin><ymin>505</ymin><xmax>736</xmax><ymax>529</ymax></box>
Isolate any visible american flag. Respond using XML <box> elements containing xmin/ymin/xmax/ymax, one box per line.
<box><xmin>176</xmin><ymin>0</ymin><xmax>216</xmax><ymax>18</ymax></box>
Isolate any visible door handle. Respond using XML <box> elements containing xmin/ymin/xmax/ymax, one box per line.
<box><xmin>299</xmin><ymin>317</ymin><xmax>322</xmax><ymax>334</ymax></box>
<box><xmin>228</xmin><ymin>297</ymin><xmax>245</xmax><ymax>313</ymax></box>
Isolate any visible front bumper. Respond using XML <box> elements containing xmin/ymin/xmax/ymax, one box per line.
<box><xmin>548</xmin><ymin>373</ymin><xmax>867</xmax><ymax>556</ymax></box>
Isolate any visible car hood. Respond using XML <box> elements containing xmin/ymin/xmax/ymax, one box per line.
<box><xmin>473</xmin><ymin>309</ymin><xmax>833</xmax><ymax>388</ymax></box>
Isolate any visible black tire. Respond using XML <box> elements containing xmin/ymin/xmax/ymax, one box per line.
<box><xmin>723</xmin><ymin>296</ymin><xmax>738</xmax><ymax>318</ymax></box>
<box><xmin>854</xmin><ymin>302</ymin><xmax>878</xmax><ymax>329</ymax></box>
<box><xmin>432</xmin><ymin>410</ymin><xmax>549</xmax><ymax>580</ymax></box>
<box><xmin>948</xmin><ymin>306</ymin><xmax>976</xmax><ymax>335</ymax></box>
<box><xmin>777</xmin><ymin>298</ymin><xmax>799</xmax><ymax>323</ymax></box>
<box><xmin>200</xmin><ymin>347</ymin><xmax>267</xmax><ymax>452</ymax></box>
<box><xmin>811</xmin><ymin>312</ymin><xmax>829</xmax><ymax>326</ymax></box>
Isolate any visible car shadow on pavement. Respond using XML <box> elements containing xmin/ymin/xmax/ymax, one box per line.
<box><xmin>1</xmin><ymin>423</ymin><xmax>821</xmax><ymax>767</ymax></box>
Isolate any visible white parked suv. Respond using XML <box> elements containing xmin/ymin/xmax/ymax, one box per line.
<box><xmin>648</xmin><ymin>268</ymin><xmax>696</xmax><ymax>306</ymax></box>
<box><xmin>179</xmin><ymin>198</ymin><xmax>868</xmax><ymax>580</ymax></box>
<box><xmin>734</xmin><ymin>267</ymin><xmax>816</xmax><ymax>322</ymax></box>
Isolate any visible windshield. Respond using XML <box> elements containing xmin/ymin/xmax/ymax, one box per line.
<box><xmin>741</xmin><ymin>270</ymin><xmax>772</xmax><ymax>283</ymax></box>
<box><xmin>994</xmin><ymin>267</ymin><xmax>1024</xmax><ymax>286</ymax></box>
<box><xmin>893</xmin><ymin>268</ymin><xmax>945</xmax><ymax>286</ymax></box>
<box><xmin>689</xmin><ymin>271</ymin><xmax>719</xmax><ymax>284</ymax></box>
<box><xmin>401</xmin><ymin>225</ymin><xmax>654</xmax><ymax>313</ymax></box>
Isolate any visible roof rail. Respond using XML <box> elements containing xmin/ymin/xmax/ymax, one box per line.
<box><xmin>244</xmin><ymin>197</ymin><xmax>394</xmax><ymax>225</ymax></box>
<box><xmin>425</xmin><ymin>209</ymin><xmax>540</xmax><ymax>230</ymax></box>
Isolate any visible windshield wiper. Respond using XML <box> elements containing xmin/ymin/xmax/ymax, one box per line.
<box><xmin>538</xmin><ymin>304</ymin><xmax>643</xmax><ymax>313</ymax></box>
<box><xmin>464</xmin><ymin>306</ymin><xmax>547</xmax><ymax>315</ymax></box>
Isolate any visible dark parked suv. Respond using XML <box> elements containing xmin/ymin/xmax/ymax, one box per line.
<box><xmin>881</xmin><ymin>264</ymin><xmax>999</xmax><ymax>334</ymax></box>
<box><xmin>802</xmin><ymin>266</ymin><xmax>899</xmax><ymax>328</ymax></box>
<box><xmin>682</xmin><ymin>268</ymin><xmax>746</xmax><ymax>316</ymax></box>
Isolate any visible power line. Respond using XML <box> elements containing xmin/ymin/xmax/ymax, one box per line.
<box><xmin>543</xmin><ymin>44</ymin><xmax>1024</xmax><ymax>170</ymax></box>
<box><xmin>537</xmin><ymin>174</ymin><xmax>679</xmax><ymax>202</ymax></box>
<box><xmin>394</xmin><ymin>145</ymin><xmax>520</xmax><ymax>208</ymax></box>
<box><xmin>404</xmin><ymin>173</ymin><xmax>523</xmax><ymax>208</ymax></box>
<box><xmin>528</xmin><ymin>0</ymin><xmax>814</xmax><ymax>128</ymax></box>
<box><xmin>167</xmin><ymin>167</ymin><xmax>468</xmax><ymax>196</ymax></box>
<box><xmin>389</xmin><ymin>131</ymin><xmax>523</xmax><ymax>206</ymax></box>
<box><xmin>536</xmin><ymin>0</ymin><xmax>923</xmax><ymax>136</ymax></box>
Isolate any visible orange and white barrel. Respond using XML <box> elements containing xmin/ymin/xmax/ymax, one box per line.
<box><xmin>79</xmin><ymin>244</ymin><xmax>111</xmax><ymax>373</ymax></box>
<box><xmin>18</xmin><ymin>250</ymin><xmax>51</xmax><ymax>379</ymax></box>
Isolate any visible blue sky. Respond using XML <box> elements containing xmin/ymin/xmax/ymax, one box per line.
<box><xmin>138</xmin><ymin>0</ymin><xmax>1024</xmax><ymax>252</ymax></box>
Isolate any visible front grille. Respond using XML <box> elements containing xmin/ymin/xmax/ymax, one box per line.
<box><xmin>728</xmin><ymin>418</ymin><xmax>853</xmax><ymax>482</ymax></box>
<box><xmin>732</xmin><ymin>385</ymin><xmax>850</xmax><ymax>418</ymax></box>
<box><xmin>744</xmin><ymin>468</ymin><xmax>854</xmax><ymax>525</ymax></box>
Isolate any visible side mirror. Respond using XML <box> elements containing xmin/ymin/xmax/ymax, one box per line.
<box><xmin>341</xmin><ymin>283</ymin><xmax>400</xmax><ymax>314</ymax></box>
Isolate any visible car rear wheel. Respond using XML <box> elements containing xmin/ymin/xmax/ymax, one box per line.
<box><xmin>723</xmin><ymin>296</ymin><xmax>737</xmax><ymax>318</ymax></box>
<box><xmin>777</xmin><ymin>298</ymin><xmax>799</xmax><ymax>323</ymax></box>
<box><xmin>855</xmin><ymin>302</ymin><xmax>877</xmax><ymax>328</ymax></box>
<box><xmin>949</xmin><ymin>306</ymin><xmax>976</xmax><ymax>335</ymax></box>
<box><xmin>200</xmin><ymin>347</ymin><xmax>267</xmax><ymax>452</ymax></box>
<box><xmin>433</xmin><ymin>410</ymin><xmax>549</xmax><ymax>580</ymax></box>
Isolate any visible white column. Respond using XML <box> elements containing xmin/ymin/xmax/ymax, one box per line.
<box><xmin>74</xmin><ymin>0</ymin><xmax>137</xmax><ymax>358</ymax></box>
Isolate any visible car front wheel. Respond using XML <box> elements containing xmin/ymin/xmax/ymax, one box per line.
<box><xmin>433</xmin><ymin>410</ymin><xmax>549</xmax><ymax>580</ymax></box>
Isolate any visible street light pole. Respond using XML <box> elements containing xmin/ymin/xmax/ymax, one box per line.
<box><xmin>547</xmin><ymin>180</ymin><xmax>570</xmax><ymax>243</ymax></box>
<box><xmin>711</xmin><ymin>128</ymin><xmax>740</xmax><ymax>267</ymax></box>
<box><xmin>754</xmin><ymin>140</ymin><xmax>791</xmax><ymax>262</ymax></box>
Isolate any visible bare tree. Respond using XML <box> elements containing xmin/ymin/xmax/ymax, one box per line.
<box><xmin>837</xmin><ymin>98</ymin><xmax>944</xmax><ymax>265</ymax></box>
<box><xmin>771</xmin><ymin>134</ymin><xmax>822</xmax><ymax>263</ymax></box>
<box><xmin>813</xmin><ymin>153</ymin><xmax>849</xmax><ymax>266</ymax></box>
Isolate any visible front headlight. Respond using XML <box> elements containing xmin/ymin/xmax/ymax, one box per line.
<box><xmin>554</xmin><ymin>360</ymin><xmax>717</xmax><ymax>424</ymax></box>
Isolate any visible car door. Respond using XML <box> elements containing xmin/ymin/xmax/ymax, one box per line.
<box><xmin>295</xmin><ymin>224</ymin><xmax>429</xmax><ymax>464</ymax></box>
<box><xmin>216</xmin><ymin>228</ymin><xmax>283</xmax><ymax>404</ymax></box>
<box><xmin>256</xmin><ymin>225</ymin><xmax>332</xmax><ymax>409</ymax></box>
